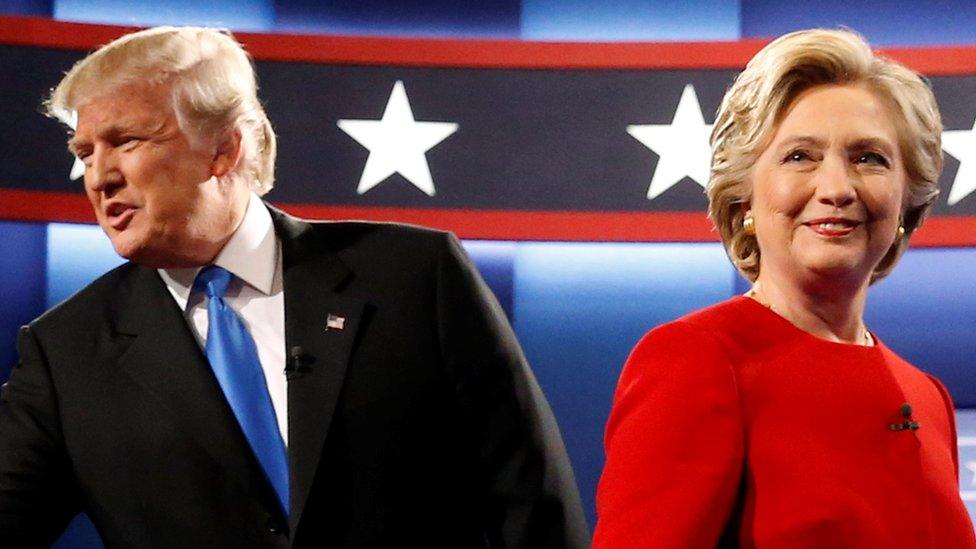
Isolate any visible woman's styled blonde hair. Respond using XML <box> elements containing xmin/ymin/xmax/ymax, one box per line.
<box><xmin>46</xmin><ymin>26</ymin><xmax>276</xmax><ymax>195</ymax></box>
<box><xmin>708</xmin><ymin>28</ymin><xmax>942</xmax><ymax>283</ymax></box>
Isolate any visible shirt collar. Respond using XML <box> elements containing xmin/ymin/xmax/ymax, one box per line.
<box><xmin>157</xmin><ymin>193</ymin><xmax>277</xmax><ymax>309</ymax></box>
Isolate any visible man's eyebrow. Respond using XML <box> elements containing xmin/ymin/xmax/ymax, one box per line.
<box><xmin>64</xmin><ymin>119</ymin><xmax>150</xmax><ymax>155</ymax></box>
<box><xmin>66</xmin><ymin>135</ymin><xmax>84</xmax><ymax>155</ymax></box>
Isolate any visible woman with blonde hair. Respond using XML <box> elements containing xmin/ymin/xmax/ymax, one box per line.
<box><xmin>594</xmin><ymin>29</ymin><xmax>976</xmax><ymax>547</ymax></box>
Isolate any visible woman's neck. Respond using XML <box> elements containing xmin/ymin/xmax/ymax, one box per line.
<box><xmin>748</xmin><ymin>271</ymin><xmax>872</xmax><ymax>346</ymax></box>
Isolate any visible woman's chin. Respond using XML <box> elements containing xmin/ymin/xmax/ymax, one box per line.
<box><xmin>799</xmin><ymin>257</ymin><xmax>874</xmax><ymax>286</ymax></box>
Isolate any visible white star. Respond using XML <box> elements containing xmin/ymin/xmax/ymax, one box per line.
<box><xmin>966</xmin><ymin>460</ymin><xmax>976</xmax><ymax>486</ymax></box>
<box><xmin>67</xmin><ymin>110</ymin><xmax>85</xmax><ymax>181</ymax></box>
<box><xmin>627</xmin><ymin>84</ymin><xmax>713</xmax><ymax>200</ymax></box>
<box><xmin>337</xmin><ymin>81</ymin><xmax>458</xmax><ymax>196</ymax></box>
<box><xmin>942</xmin><ymin>119</ymin><xmax>976</xmax><ymax>206</ymax></box>
<box><xmin>70</xmin><ymin>157</ymin><xmax>85</xmax><ymax>180</ymax></box>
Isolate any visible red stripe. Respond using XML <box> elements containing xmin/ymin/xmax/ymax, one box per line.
<box><xmin>911</xmin><ymin>217</ymin><xmax>976</xmax><ymax>246</ymax></box>
<box><xmin>2</xmin><ymin>189</ymin><xmax>973</xmax><ymax>246</ymax></box>
<box><xmin>277</xmin><ymin>203</ymin><xmax>717</xmax><ymax>241</ymax></box>
<box><xmin>0</xmin><ymin>189</ymin><xmax>95</xmax><ymax>223</ymax></box>
<box><xmin>1</xmin><ymin>15</ymin><xmax>976</xmax><ymax>74</ymax></box>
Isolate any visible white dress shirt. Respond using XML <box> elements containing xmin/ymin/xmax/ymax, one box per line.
<box><xmin>157</xmin><ymin>193</ymin><xmax>288</xmax><ymax>445</ymax></box>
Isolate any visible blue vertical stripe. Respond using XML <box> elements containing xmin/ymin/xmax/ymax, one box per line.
<box><xmin>45</xmin><ymin>223</ymin><xmax>124</xmax><ymax>308</ymax></box>
<box><xmin>0</xmin><ymin>221</ymin><xmax>47</xmax><ymax>382</ymax></box>
<box><xmin>463</xmin><ymin>240</ymin><xmax>517</xmax><ymax>321</ymax></box>
<box><xmin>53</xmin><ymin>0</ymin><xmax>275</xmax><ymax>31</ymax></box>
<box><xmin>511</xmin><ymin>241</ymin><xmax>734</xmax><ymax>526</ymax></box>
<box><xmin>520</xmin><ymin>0</ymin><xmax>741</xmax><ymax>41</ymax></box>
<box><xmin>741</xmin><ymin>0</ymin><xmax>976</xmax><ymax>46</ymax></box>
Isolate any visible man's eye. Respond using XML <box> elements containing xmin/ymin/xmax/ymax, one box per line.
<box><xmin>856</xmin><ymin>152</ymin><xmax>890</xmax><ymax>168</ymax></box>
<box><xmin>111</xmin><ymin>136</ymin><xmax>141</xmax><ymax>150</ymax></box>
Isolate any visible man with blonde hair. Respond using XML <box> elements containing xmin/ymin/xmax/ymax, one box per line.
<box><xmin>0</xmin><ymin>26</ymin><xmax>587</xmax><ymax>547</ymax></box>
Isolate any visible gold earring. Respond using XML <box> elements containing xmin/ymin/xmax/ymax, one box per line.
<box><xmin>897</xmin><ymin>225</ymin><xmax>905</xmax><ymax>238</ymax></box>
<box><xmin>743</xmin><ymin>215</ymin><xmax>756</xmax><ymax>236</ymax></box>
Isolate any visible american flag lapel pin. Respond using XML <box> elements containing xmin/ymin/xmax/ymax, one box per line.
<box><xmin>325</xmin><ymin>313</ymin><xmax>346</xmax><ymax>331</ymax></box>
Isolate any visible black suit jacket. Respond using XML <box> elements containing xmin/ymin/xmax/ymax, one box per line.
<box><xmin>0</xmin><ymin>206</ymin><xmax>589</xmax><ymax>548</ymax></box>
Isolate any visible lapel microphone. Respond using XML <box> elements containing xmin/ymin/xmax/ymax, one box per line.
<box><xmin>890</xmin><ymin>403</ymin><xmax>920</xmax><ymax>432</ymax></box>
<box><xmin>286</xmin><ymin>345</ymin><xmax>306</xmax><ymax>378</ymax></box>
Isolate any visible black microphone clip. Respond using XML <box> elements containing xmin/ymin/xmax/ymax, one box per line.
<box><xmin>285</xmin><ymin>345</ymin><xmax>307</xmax><ymax>377</ymax></box>
<box><xmin>889</xmin><ymin>402</ymin><xmax>920</xmax><ymax>432</ymax></box>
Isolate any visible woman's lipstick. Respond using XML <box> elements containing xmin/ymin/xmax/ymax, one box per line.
<box><xmin>804</xmin><ymin>218</ymin><xmax>860</xmax><ymax>237</ymax></box>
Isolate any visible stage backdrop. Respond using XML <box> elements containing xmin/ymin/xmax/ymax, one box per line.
<box><xmin>2</xmin><ymin>16</ymin><xmax>976</xmax><ymax>546</ymax></box>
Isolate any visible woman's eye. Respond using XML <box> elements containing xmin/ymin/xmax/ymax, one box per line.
<box><xmin>783</xmin><ymin>150</ymin><xmax>811</xmax><ymax>163</ymax></box>
<box><xmin>856</xmin><ymin>152</ymin><xmax>890</xmax><ymax>168</ymax></box>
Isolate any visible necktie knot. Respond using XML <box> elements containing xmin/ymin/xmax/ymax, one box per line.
<box><xmin>195</xmin><ymin>265</ymin><xmax>233</xmax><ymax>298</ymax></box>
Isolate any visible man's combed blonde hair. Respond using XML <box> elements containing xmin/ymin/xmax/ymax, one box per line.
<box><xmin>708</xmin><ymin>28</ymin><xmax>942</xmax><ymax>283</ymax></box>
<box><xmin>46</xmin><ymin>26</ymin><xmax>276</xmax><ymax>195</ymax></box>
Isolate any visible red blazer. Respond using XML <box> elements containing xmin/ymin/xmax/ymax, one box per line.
<box><xmin>595</xmin><ymin>297</ymin><xmax>976</xmax><ymax>548</ymax></box>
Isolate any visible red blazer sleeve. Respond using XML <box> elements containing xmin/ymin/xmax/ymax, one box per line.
<box><xmin>926</xmin><ymin>373</ymin><xmax>961</xmax><ymax>481</ymax></box>
<box><xmin>594</xmin><ymin>320</ymin><xmax>744</xmax><ymax>548</ymax></box>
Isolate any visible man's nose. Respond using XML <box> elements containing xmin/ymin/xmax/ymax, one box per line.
<box><xmin>85</xmin><ymin>147</ymin><xmax>123</xmax><ymax>195</ymax></box>
<box><xmin>813</xmin><ymin>154</ymin><xmax>857</xmax><ymax>208</ymax></box>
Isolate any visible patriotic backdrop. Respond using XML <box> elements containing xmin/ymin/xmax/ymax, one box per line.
<box><xmin>5</xmin><ymin>18</ymin><xmax>976</xmax><ymax>241</ymax></box>
<box><xmin>3</xmin><ymin>9</ymin><xmax>976</xmax><ymax>546</ymax></box>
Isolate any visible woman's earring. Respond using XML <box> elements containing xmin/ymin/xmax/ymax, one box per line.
<box><xmin>743</xmin><ymin>213</ymin><xmax>756</xmax><ymax>236</ymax></box>
<box><xmin>896</xmin><ymin>225</ymin><xmax>906</xmax><ymax>238</ymax></box>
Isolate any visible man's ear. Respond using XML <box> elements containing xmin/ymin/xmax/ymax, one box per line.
<box><xmin>210</xmin><ymin>127</ymin><xmax>243</xmax><ymax>178</ymax></box>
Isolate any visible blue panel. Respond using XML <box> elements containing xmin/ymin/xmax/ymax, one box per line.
<box><xmin>732</xmin><ymin>268</ymin><xmax>751</xmax><ymax>295</ymax></box>
<box><xmin>462</xmin><ymin>240</ymin><xmax>517</xmax><ymax>321</ymax></box>
<box><xmin>741</xmin><ymin>0</ymin><xmax>976</xmax><ymax>46</ymax></box>
<box><xmin>46</xmin><ymin>223</ymin><xmax>125</xmax><ymax>308</ymax></box>
<box><xmin>0</xmin><ymin>0</ymin><xmax>53</xmax><ymax>16</ymax></box>
<box><xmin>521</xmin><ymin>0</ymin><xmax>741</xmax><ymax>41</ymax></box>
<box><xmin>512</xmin><ymin>241</ymin><xmax>734</xmax><ymax>526</ymax></box>
<box><xmin>0</xmin><ymin>221</ymin><xmax>47</xmax><ymax>382</ymax></box>
<box><xmin>866</xmin><ymin>248</ymin><xmax>976</xmax><ymax>407</ymax></box>
<box><xmin>275</xmin><ymin>0</ymin><xmax>520</xmax><ymax>38</ymax></box>
<box><xmin>53</xmin><ymin>0</ymin><xmax>274</xmax><ymax>31</ymax></box>
<box><xmin>955</xmin><ymin>409</ymin><xmax>976</xmax><ymax>518</ymax></box>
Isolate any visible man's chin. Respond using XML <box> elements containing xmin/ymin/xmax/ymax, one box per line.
<box><xmin>112</xmin><ymin>238</ymin><xmax>212</xmax><ymax>269</ymax></box>
<box><xmin>110</xmin><ymin>235</ymin><xmax>152</xmax><ymax>265</ymax></box>
<box><xmin>111</xmin><ymin>245</ymin><xmax>139</xmax><ymax>263</ymax></box>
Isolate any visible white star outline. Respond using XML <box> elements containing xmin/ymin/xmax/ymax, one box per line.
<box><xmin>959</xmin><ymin>436</ymin><xmax>976</xmax><ymax>502</ymax></box>
<box><xmin>966</xmin><ymin>460</ymin><xmax>976</xmax><ymax>487</ymax></box>
<box><xmin>627</xmin><ymin>84</ymin><xmax>713</xmax><ymax>201</ymax></box>
<box><xmin>941</xmin><ymin>119</ymin><xmax>976</xmax><ymax>206</ymax></box>
<box><xmin>68</xmin><ymin>110</ymin><xmax>85</xmax><ymax>181</ymax></box>
<box><xmin>337</xmin><ymin>80</ymin><xmax>458</xmax><ymax>196</ymax></box>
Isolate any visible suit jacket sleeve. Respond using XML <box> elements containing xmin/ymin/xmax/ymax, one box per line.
<box><xmin>0</xmin><ymin>326</ymin><xmax>81</xmax><ymax>546</ymax></box>
<box><xmin>593</xmin><ymin>321</ymin><xmax>744</xmax><ymax>548</ymax></box>
<box><xmin>434</xmin><ymin>233</ymin><xmax>590</xmax><ymax>548</ymax></box>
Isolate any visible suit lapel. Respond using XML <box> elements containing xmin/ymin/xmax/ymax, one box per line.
<box><xmin>271</xmin><ymin>206</ymin><xmax>365</xmax><ymax>529</ymax></box>
<box><xmin>113</xmin><ymin>267</ymin><xmax>267</xmax><ymax>500</ymax></box>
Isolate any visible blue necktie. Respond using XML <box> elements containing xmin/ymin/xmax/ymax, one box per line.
<box><xmin>196</xmin><ymin>266</ymin><xmax>289</xmax><ymax>515</ymax></box>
